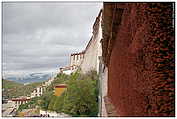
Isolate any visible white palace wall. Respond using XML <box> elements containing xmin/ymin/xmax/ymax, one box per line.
<box><xmin>80</xmin><ymin>11</ymin><xmax>102</xmax><ymax>74</ymax></box>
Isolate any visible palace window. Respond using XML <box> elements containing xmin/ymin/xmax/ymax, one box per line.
<box><xmin>77</xmin><ymin>55</ymin><xmax>79</xmax><ymax>60</ymax></box>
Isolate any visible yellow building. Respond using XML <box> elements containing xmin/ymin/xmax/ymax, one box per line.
<box><xmin>54</xmin><ymin>84</ymin><xmax>67</xmax><ymax>96</ymax></box>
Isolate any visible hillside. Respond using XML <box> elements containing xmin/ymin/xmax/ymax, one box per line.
<box><xmin>2</xmin><ymin>79</ymin><xmax>43</xmax><ymax>99</ymax></box>
<box><xmin>38</xmin><ymin>71</ymin><xmax>99</xmax><ymax>116</ymax></box>
<box><xmin>2</xmin><ymin>79</ymin><xmax>23</xmax><ymax>89</ymax></box>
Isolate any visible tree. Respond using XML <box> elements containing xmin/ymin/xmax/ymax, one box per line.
<box><xmin>53</xmin><ymin>94</ymin><xmax>65</xmax><ymax>113</ymax></box>
<box><xmin>38</xmin><ymin>70</ymin><xmax>99</xmax><ymax>117</ymax></box>
<box><xmin>48</xmin><ymin>95</ymin><xmax>57</xmax><ymax>111</ymax></box>
<box><xmin>39</xmin><ymin>91</ymin><xmax>53</xmax><ymax>110</ymax></box>
<box><xmin>62</xmin><ymin>78</ymin><xmax>98</xmax><ymax>116</ymax></box>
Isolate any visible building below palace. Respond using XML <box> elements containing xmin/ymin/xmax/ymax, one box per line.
<box><xmin>11</xmin><ymin>97</ymin><xmax>30</xmax><ymax>108</ymax></box>
<box><xmin>30</xmin><ymin>86</ymin><xmax>44</xmax><ymax>98</ymax></box>
<box><xmin>59</xmin><ymin>65</ymin><xmax>78</xmax><ymax>75</ymax></box>
<box><xmin>54</xmin><ymin>84</ymin><xmax>67</xmax><ymax>96</ymax></box>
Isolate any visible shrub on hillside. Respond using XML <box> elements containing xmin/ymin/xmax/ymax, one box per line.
<box><xmin>62</xmin><ymin>78</ymin><xmax>98</xmax><ymax>116</ymax></box>
<box><xmin>39</xmin><ymin>70</ymin><xmax>99</xmax><ymax>116</ymax></box>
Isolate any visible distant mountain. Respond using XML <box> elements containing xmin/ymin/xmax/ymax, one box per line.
<box><xmin>4</xmin><ymin>72</ymin><xmax>52</xmax><ymax>84</ymax></box>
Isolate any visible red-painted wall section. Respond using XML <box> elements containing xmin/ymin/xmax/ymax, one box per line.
<box><xmin>105</xmin><ymin>3</ymin><xmax>174</xmax><ymax>116</ymax></box>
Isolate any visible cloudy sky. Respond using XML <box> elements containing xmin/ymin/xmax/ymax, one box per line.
<box><xmin>3</xmin><ymin>2</ymin><xmax>102</xmax><ymax>76</ymax></box>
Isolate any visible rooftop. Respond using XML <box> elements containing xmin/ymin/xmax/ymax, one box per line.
<box><xmin>55</xmin><ymin>84</ymin><xmax>67</xmax><ymax>88</ymax></box>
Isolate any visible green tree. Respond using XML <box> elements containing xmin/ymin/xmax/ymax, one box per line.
<box><xmin>39</xmin><ymin>91</ymin><xmax>53</xmax><ymax>110</ymax></box>
<box><xmin>18</xmin><ymin>103</ymin><xmax>29</xmax><ymax>112</ymax></box>
<box><xmin>70</xmin><ymin>70</ymin><xmax>81</xmax><ymax>80</ymax></box>
<box><xmin>17</xmin><ymin>97</ymin><xmax>41</xmax><ymax>112</ymax></box>
<box><xmin>62</xmin><ymin>78</ymin><xmax>98</xmax><ymax>116</ymax></box>
<box><xmin>48</xmin><ymin>95</ymin><xmax>57</xmax><ymax>111</ymax></box>
<box><xmin>38</xmin><ymin>70</ymin><xmax>99</xmax><ymax>117</ymax></box>
<box><xmin>53</xmin><ymin>94</ymin><xmax>65</xmax><ymax>113</ymax></box>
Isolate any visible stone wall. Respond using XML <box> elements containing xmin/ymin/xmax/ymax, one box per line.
<box><xmin>102</xmin><ymin>3</ymin><xmax>174</xmax><ymax>116</ymax></box>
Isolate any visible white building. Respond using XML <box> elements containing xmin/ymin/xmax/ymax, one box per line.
<box><xmin>60</xmin><ymin>65</ymin><xmax>78</xmax><ymax>75</ymax></box>
<box><xmin>43</xmin><ymin>77</ymin><xmax>55</xmax><ymax>87</ymax></box>
<box><xmin>11</xmin><ymin>97</ymin><xmax>30</xmax><ymax>109</ymax></box>
<box><xmin>58</xmin><ymin>10</ymin><xmax>102</xmax><ymax>75</ymax></box>
<box><xmin>30</xmin><ymin>86</ymin><xmax>44</xmax><ymax>98</ymax></box>
<box><xmin>80</xmin><ymin>10</ymin><xmax>102</xmax><ymax>74</ymax></box>
<box><xmin>70</xmin><ymin>51</ymin><xmax>84</xmax><ymax>66</ymax></box>
<box><xmin>40</xmin><ymin>110</ymin><xmax>70</xmax><ymax>117</ymax></box>
<box><xmin>59</xmin><ymin>51</ymin><xmax>84</xmax><ymax>75</ymax></box>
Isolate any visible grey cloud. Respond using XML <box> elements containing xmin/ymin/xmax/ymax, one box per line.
<box><xmin>3</xmin><ymin>2</ymin><xmax>102</xmax><ymax>74</ymax></box>
<box><xmin>3</xmin><ymin>2</ymin><xmax>101</xmax><ymax>35</ymax></box>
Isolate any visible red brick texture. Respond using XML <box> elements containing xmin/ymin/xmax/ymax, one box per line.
<box><xmin>104</xmin><ymin>3</ymin><xmax>174</xmax><ymax>116</ymax></box>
